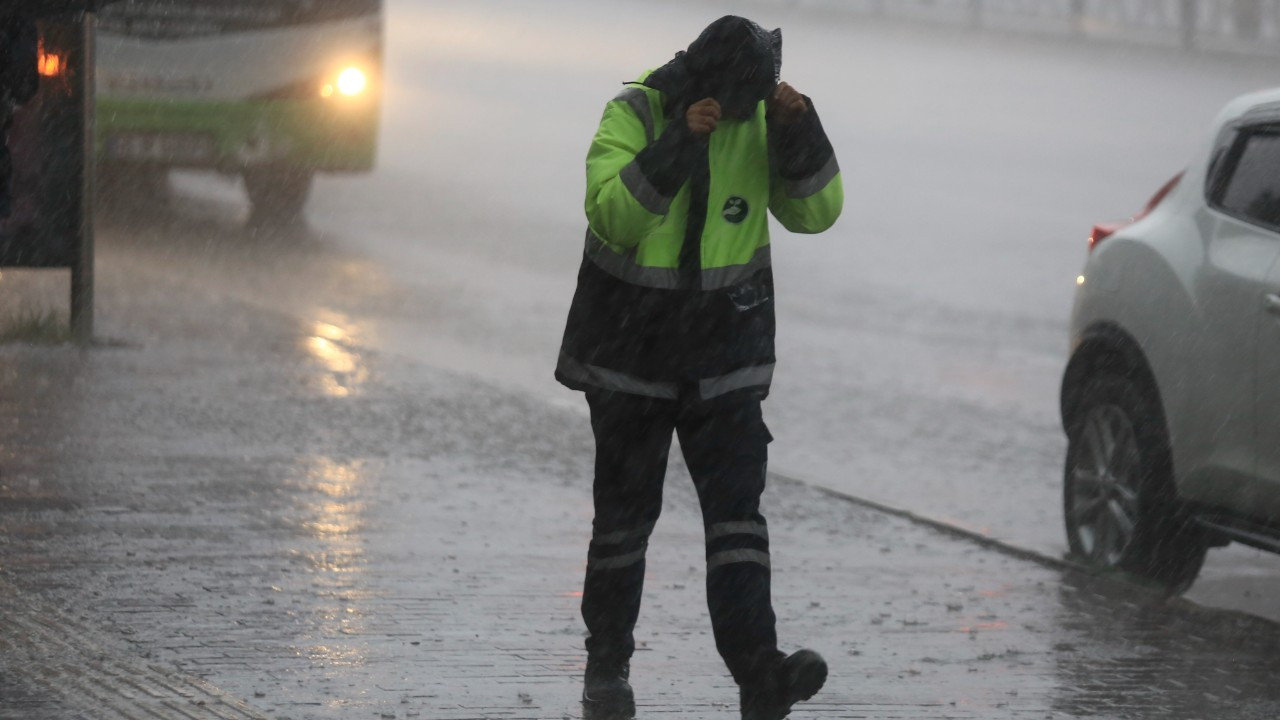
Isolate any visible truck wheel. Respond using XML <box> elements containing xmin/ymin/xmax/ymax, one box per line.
<box><xmin>1063</xmin><ymin>374</ymin><xmax>1208</xmax><ymax>595</ymax></box>
<box><xmin>98</xmin><ymin>164</ymin><xmax>169</xmax><ymax>210</ymax></box>
<box><xmin>244</xmin><ymin>168</ymin><xmax>313</xmax><ymax>224</ymax></box>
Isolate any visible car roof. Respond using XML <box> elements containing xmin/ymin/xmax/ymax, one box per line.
<box><xmin>1217</xmin><ymin>87</ymin><xmax>1280</xmax><ymax>126</ymax></box>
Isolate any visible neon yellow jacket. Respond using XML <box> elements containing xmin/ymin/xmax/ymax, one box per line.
<box><xmin>558</xmin><ymin>72</ymin><xmax>843</xmax><ymax>403</ymax></box>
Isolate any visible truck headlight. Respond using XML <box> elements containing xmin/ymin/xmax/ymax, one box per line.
<box><xmin>336</xmin><ymin>67</ymin><xmax>368</xmax><ymax>97</ymax></box>
<box><xmin>322</xmin><ymin>66</ymin><xmax>369</xmax><ymax>99</ymax></box>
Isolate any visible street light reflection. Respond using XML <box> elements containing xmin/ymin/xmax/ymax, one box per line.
<box><xmin>298</xmin><ymin>457</ymin><xmax>370</xmax><ymax>671</ymax></box>
<box><xmin>302</xmin><ymin>456</ymin><xmax>365</xmax><ymax>541</ymax></box>
<box><xmin>311</xmin><ymin>456</ymin><xmax>361</xmax><ymax>500</ymax></box>
<box><xmin>306</xmin><ymin>643</ymin><xmax>365</xmax><ymax>669</ymax></box>
<box><xmin>314</xmin><ymin>321</ymin><xmax>346</xmax><ymax>342</ymax></box>
<box><xmin>305</xmin><ymin>501</ymin><xmax>363</xmax><ymax>537</ymax></box>
<box><xmin>304</xmin><ymin>318</ymin><xmax>369</xmax><ymax>397</ymax></box>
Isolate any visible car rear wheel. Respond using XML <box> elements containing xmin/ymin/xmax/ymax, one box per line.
<box><xmin>1064</xmin><ymin>374</ymin><xmax>1207</xmax><ymax>594</ymax></box>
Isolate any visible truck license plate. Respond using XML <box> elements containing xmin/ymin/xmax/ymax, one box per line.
<box><xmin>105</xmin><ymin>132</ymin><xmax>215</xmax><ymax>163</ymax></box>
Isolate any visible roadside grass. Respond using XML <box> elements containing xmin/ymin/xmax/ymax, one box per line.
<box><xmin>0</xmin><ymin>306</ymin><xmax>72</xmax><ymax>345</ymax></box>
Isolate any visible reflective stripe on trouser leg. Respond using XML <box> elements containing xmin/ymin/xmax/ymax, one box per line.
<box><xmin>706</xmin><ymin>520</ymin><xmax>771</xmax><ymax>571</ymax></box>
<box><xmin>677</xmin><ymin>400</ymin><xmax>778</xmax><ymax>685</ymax></box>
<box><xmin>704</xmin><ymin>517</ymin><xmax>776</xmax><ymax>685</ymax></box>
<box><xmin>587</xmin><ymin>520</ymin><xmax>656</xmax><ymax>571</ymax></box>
<box><xmin>583</xmin><ymin>520</ymin><xmax>657</xmax><ymax>662</ymax></box>
<box><xmin>582</xmin><ymin>392</ymin><xmax>676</xmax><ymax>664</ymax></box>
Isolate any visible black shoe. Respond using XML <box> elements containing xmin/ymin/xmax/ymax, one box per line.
<box><xmin>740</xmin><ymin>649</ymin><xmax>827</xmax><ymax>720</ymax></box>
<box><xmin>582</xmin><ymin>656</ymin><xmax>635</xmax><ymax>720</ymax></box>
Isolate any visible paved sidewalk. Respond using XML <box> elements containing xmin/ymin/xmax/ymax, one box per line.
<box><xmin>0</xmin><ymin>592</ymin><xmax>269</xmax><ymax>720</ymax></box>
<box><xmin>3</xmin><ymin>225</ymin><xmax>1280</xmax><ymax>719</ymax></box>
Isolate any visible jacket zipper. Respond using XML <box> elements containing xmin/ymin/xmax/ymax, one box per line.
<box><xmin>679</xmin><ymin>139</ymin><xmax>711</xmax><ymax>292</ymax></box>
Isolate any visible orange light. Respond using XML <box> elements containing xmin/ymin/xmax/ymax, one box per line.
<box><xmin>336</xmin><ymin>67</ymin><xmax>367</xmax><ymax>97</ymax></box>
<box><xmin>320</xmin><ymin>65</ymin><xmax>370</xmax><ymax>101</ymax></box>
<box><xmin>39</xmin><ymin>51</ymin><xmax>63</xmax><ymax>77</ymax></box>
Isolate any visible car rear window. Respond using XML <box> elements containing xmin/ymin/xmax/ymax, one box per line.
<box><xmin>1217</xmin><ymin>129</ymin><xmax>1280</xmax><ymax>231</ymax></box>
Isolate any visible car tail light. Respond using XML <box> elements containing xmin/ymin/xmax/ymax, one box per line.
<box><xmin>1088</xmin><ymin>171</ymin><xmax>1184</xmax><ymax>252</ymax></box>
<box><xmin>1087</xmin><ymin>221</ymin><xmax>1126</xmax><ymax>249</ymax></box>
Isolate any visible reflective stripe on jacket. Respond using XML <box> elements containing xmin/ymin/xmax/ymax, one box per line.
<box><xmin>557</xmin><ymin>72</ymin><xmax>843</xmax><ymax>404</ymax></box>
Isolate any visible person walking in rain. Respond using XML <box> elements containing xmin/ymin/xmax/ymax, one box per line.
<box><xmin>555</xmin><ymin>15</ymin><xmax>843</xmax><ymax>720</ymax></box>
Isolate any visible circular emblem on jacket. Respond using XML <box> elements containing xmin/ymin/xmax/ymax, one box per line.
<box><xmin>723</xmin><ymin>196</ymin><xmax>749</xmax><ymax>224</ymax></box>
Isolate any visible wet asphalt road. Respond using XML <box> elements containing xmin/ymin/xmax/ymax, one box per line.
<box><xmin>306</xmin><ymin>1</ymin><xmax>1280</xmax><ymax>618</ymax></box>
<box><xmin>2</xmin><ymin>202</ymin><xmax>1280</xmax><ymax>718</ymax></box>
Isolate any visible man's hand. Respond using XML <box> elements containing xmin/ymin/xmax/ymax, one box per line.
<box><xmin>686</xmin><ymin>97</ymin><xmax>721</xmax><ymax>137</ymax></box>
<box><xmin>767</xmin><ymin>82</ymin><xmax>808</xmax><ymax>126</ymax></box>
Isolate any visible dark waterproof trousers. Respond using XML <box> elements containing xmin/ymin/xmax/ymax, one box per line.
<box><xmin>581</xmin><ymin>390</ymin><xmax>783</xmax><ymax>685</ymax></box>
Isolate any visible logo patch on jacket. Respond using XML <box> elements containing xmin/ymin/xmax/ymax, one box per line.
<box><xmin>722</xmin><ymin>197</ymin><xmax>749</xmax><ymax>224</ymax></box>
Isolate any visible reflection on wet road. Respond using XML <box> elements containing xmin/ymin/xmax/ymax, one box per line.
<box><xmin>3</xmin><ymin>0</ymin><xmax>1280</xmax><ymax>716</ymax></box>
<box><xmin>306</xmin><ymin>319</ymin><xmax>369</xmax><ymax>398</ymax></box>
<box><xmin>2</xmin><ymin>199</ymin><xmax>1280</xmax><ymax>716</ymax></box>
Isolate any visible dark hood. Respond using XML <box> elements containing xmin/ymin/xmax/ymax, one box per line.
<box><xmin>642</xmin><ymin>15</ymin><xmax>781</xmax><ymax>119</ymax></box>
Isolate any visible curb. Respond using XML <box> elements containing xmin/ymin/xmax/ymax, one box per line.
<box><xmin>771</xmin><ymin>470</ymin><xmax>1079</xmax><ymax>572</ymax></box>
<box><xmin>769</xmin><ymin>470</ymin><xmax>1280</xmax><ymax>634</ymax></box>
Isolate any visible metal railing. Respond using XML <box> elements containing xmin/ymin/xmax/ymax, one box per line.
<box><xmin>784</xmin><ymin>0</ymin><xmax>1280</xmax><ymax>52</ymax></box>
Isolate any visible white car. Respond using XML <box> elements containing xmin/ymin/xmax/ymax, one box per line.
<box><xmin>1061</xmin><ymin>87</ymin><xmax>1280</xmax><ymax>594</ymax></box>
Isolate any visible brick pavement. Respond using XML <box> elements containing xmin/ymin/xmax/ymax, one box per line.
<box><xmin>3</xmin><ymin>229</ymin><xmax>1280</xmax><ymax>719</ymax></box>
<box><xmin>0</xmin><ymin>592</ymin><xmax>269</xmax><ymax>720</ymax></box>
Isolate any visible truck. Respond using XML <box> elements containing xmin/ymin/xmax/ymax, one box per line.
<box><xmin>95</xmin><ymin>0</ymin><xmax>383</xmax><ymax>220</ymax></box>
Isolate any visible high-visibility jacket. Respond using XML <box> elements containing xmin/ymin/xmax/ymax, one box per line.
<box><xmin>556</xmin><ymin>68</ymin><xmax>843</xmax><ymax>405</ymax></box>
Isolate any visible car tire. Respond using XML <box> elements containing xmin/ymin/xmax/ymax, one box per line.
<box><xmin>1063</xmin><ymin>374</ymin><xmax>1208</xmax><ymax>595</ymax></box>
<box><xmin>244</xmin><ymin>167</ymin><xmax>313</xmax><ymax>224</ymax></box>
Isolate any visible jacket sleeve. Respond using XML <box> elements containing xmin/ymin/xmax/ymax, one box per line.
<box><xmin>768</xmin><ymin>97</ymin><xmax>843</xmax><ymax>234</ymax></box>
<box><xmin>585</xmin><ymin>90</ymin><xmax>697</xmax><ymax>250</ymax></box>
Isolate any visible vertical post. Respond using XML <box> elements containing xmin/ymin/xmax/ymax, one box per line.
<box><xmin>1180</xmin><ymin>0</ymin><xmax>1198</xmax><ymax>49</ymax></box>
<box><xmin>1234</xmin><ymin>0</ymin><xmax>1262</xmax><ymax>41</ymax></box>
<box><xmin>70</xmin><ymin>12</ymin><xmax>94</xmax><ymax>345</ymax></box>
<box><xmin>1070</xmin><ymin>0</ymin><xmax>1087</xmax><ymax>35</ymax></box>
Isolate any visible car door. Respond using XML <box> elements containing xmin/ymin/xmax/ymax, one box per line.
<box><xmin>1203</xmin><ymin>121</ymin><xmax>1280</xmax><ymax>522</ymax></box>
<box><xmin>1259</xmin><ymin>252</ymin><xmax>1280</xmax><ymax>519</ymax></box>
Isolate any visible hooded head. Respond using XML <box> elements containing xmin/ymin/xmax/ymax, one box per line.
<box><xmin>683</xmin><ymin>16</ymin><xmax>781</xmax><ymax>120</ymax></box>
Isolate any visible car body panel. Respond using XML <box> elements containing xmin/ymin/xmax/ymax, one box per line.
<box><xmin>1252</xmin><ymin>206</ymin><xmax>1280</xmax><ymax>517</ymax></box>
<box><xmin>1178</xmin><ymin>207</ymin><xmax>1280</xmax><ymax>515</ymax></box>
<box><xmin>1068</xmin><ymin>87</ymin><xmax>1280</xmax><ymax>525</ymax></box>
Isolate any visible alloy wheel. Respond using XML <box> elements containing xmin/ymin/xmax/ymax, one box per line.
<box><xmin>1068</xmin><ymin>404</ymin><xmax>1142</xmax><ymax>567</ymax></box>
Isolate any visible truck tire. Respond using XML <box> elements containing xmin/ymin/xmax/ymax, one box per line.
<box><xmin>244</xmin><ymin>168</ymin><xmax>313</xmax><ymax>224</ymax></box>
